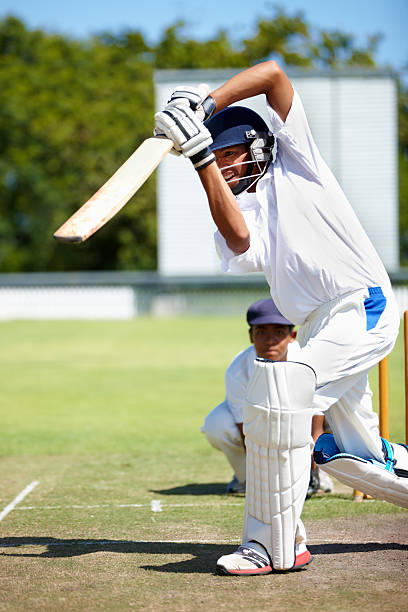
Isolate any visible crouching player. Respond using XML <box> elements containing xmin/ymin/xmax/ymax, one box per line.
<box><xmin>155</xmin><ymin>60</ymin><xmax>408</xmax><ymax>575</ymax></box>
<box><xmin>201</xmin><ymin>297</ymin><xmax>333</xmax><ymax>496</ymax></box>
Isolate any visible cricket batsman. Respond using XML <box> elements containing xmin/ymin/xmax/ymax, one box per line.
<box><xmin>154</xmin><ymin>60</ymin><xmax>408</xmax><ymax>575</ymax></box>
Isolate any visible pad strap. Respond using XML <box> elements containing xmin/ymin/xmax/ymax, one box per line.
<box><xmin>381</xmin><ymin>438</ymin><xmax>395</xmax><ymax>472</ymax></box>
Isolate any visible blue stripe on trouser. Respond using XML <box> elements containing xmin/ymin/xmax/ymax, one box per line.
<box><xmin>364</xmin><ymin>287</ymin><xmax>387</xmax><ymax>331</ymax></box>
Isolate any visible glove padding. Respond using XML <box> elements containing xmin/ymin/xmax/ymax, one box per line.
<box><xmin>154</xmin><ymin>102</ymin><xmax>215</xmax><ymax>170</ymax></box>
<box><xmin>167</xmin><ymin>83</ymin><xmax>216</xmax><ymax>122</ymax></box>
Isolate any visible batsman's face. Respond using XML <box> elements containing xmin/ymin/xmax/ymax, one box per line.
<box><xmin>214</xmin><ymin>144</ymin><xmax>250</xmax><ymax>190</ymax></box>
<box><xmin>249</xmin><ymin>324</ymin><xmax>296</xmax><ymax>361</ymax></box>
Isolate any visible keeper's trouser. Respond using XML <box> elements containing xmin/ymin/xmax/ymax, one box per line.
<box><xmin>201</xmin><ymin>402</ymin><xmax>246</xmax><ymax>484</ymax></box>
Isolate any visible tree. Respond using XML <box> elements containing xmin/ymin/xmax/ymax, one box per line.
<box><xmin>0</xmin><ymin>16</ymin><xmax>156</xmax><ymax>271</ymax></box>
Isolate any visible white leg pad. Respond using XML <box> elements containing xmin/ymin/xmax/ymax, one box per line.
<box><xmin>314</xmin><ymin>434</ymin><xmax>408</xmax><ymax>508</ymax></box>
<box><xmin>242</xmin><ymin>360</ymin><xmax>316</xmax><ymax>570</ymax></box>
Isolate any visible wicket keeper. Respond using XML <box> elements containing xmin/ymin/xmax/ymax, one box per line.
<box><xmin>201</xmin><ymin>297</ymin><xmax>333</xmax><ymax>496</ymax></box>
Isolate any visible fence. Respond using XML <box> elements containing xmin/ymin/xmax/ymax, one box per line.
<box><xmin>0</xmin><ymin>271</ymin><xmax>407</xmax><ymax>320</ymax></box>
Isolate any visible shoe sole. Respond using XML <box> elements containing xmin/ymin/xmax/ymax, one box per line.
<box><xmin>293</xmin><ymin>550</ymin><xmax>313</xmax><ymax>569</ymax></box>
<box><xmin>216</xmin><ymin>551</ymin><xmax>313</xmax><ymax>576</ymax></box>
<box><xmin>216</xmin><ymin>564</ymin><xmax>273</xmax><ymax>576</ymax></box>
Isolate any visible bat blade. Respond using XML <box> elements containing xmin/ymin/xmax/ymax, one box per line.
<box><xmin>53</xmin><ymin>137</ymin><xmax>174</xmax><ymax>244</ymax></box>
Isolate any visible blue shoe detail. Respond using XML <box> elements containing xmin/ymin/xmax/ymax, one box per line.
<box><xmin>313</xmin><ymin>433</ymin><xmax>395</xmax><ymax>473</ymax></box>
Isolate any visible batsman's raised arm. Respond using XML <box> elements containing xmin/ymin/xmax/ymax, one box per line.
<box><xmin>208</xmin><ymin>60</ymin><xmax>293</xmax><ymax>122</ymax></box>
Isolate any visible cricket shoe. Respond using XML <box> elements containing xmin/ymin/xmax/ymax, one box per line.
<box><xmin>225</xmin><ymin>475</ymin><xmax>246</xmax><ymax>494</ymax></box>
<box><xmin>216</xmin><ymin>541</ymin><xmax>313</xmax><ymax>576</ymax></box>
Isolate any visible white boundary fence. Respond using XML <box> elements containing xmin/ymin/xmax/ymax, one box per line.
<box><xmin>0</xmin><ymin>286</ymin><xmax>135</xmax><ymax>320</ymax></box>
<box><xmin>0</xmin><ymin>272</ymin><xmax>407</xmax><ymax>320</ymax></box>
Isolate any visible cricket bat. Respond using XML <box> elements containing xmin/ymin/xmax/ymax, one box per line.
<box><xmin>53</xmin><ymin>137</ymin><xmax>174</xmax><ymax>244</ymax></box>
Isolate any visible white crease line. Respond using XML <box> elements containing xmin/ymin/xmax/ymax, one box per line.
<box><xmin>15</xmin><ymin>501</ymin><xmax>243</xmax><ymax>512</ymax></box>
<box><xmin>0</xmin><ymin>481</ymin><xmax>39</xmax><ymax>522</ymax></box>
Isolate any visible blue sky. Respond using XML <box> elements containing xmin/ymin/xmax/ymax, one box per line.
<box><xmin>1</xmin><ymin>0</ymin><xmax>407</xmax><ymax>75</ymax></box>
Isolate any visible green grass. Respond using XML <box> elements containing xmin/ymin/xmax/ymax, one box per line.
<box><xmin>0</xmin><ymin>316</ymin><xmax>405</xmax><ymax>455</ymax></box>
<box><xmin>0</xmin><ymin>317</ymin><xmax>407</xmax><ymax>611</ymax></box>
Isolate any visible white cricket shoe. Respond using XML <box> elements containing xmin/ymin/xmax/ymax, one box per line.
<box><xmin>216</xmin><ymin>541</ymin><xmax>313</xmax><ymax>576</ymax></box>
<box><xmin>217</xmin><ymin>542</ymin><xmax>272</xmax><ymax>575</ymax></box>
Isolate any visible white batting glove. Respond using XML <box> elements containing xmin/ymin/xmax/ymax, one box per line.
<box><xmin>154</xmin><ymin>103</ymin><xmax>215</xmax><ymax>170</ymax></box>
<box><xmin>167</xmin><ymin>83</ymin><xmax>216</xmax><ymax>122</ymax></box>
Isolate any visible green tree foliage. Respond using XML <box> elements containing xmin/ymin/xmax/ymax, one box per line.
<box><xmin>0</xmin><ymin>9</ymin><xmax>406</xmax><ymax>272</ymax></box>
<box><xmin>155</xmin><ymin>23</ymin><xmax>244</xmax><ymax>69</ymax></box>
<box><xmin>241</xmin><ymin>10</ymin><xmax>312</xmax><ymax>67</ymax></box>
<box><xmin>0</xmin><ymin>16</ymin><xmax>155</xmax><ymax>271</ymax></box>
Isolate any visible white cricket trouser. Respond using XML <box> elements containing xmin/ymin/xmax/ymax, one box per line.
<box><xmin>297</xmin><ymin>286</ymin><xmax>400</xmax><ymax>462</ymax></box>
<box><xmin>201</xmin><ymin>402</ymin><xmax>246</xmax><ymax>483</ymax></box>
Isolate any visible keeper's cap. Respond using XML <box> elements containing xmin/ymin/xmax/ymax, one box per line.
<box><xmin>246</xmin><ymin>298</ymin><xmax>294</xmax><ymax>327</ymax></box>
<box><xmin>205</xmin><ymin>106</ymin><xmax>270</xmax><ymax>152</ymax></box>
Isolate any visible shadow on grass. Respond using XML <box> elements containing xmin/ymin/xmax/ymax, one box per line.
<box><xmin>0</xmin><ymin>537</ymin><xmax>407</xmax><ymax>573</ymax></box>
<box><xmin>150</xmin><ymin>483</ymin><xmax>230</xmax><ymax>496</ymax></box>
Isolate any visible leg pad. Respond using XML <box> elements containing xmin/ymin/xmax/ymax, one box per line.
<box><xmin>243</xmin><ymin>360</ymin><xmax>316</xmax><ymax>570</ymax></box>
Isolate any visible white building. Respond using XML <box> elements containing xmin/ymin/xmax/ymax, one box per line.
<box><xmin>155</xmin><ymin>69</ymin><xmax>399</xmax><ymax>276</ymax></box>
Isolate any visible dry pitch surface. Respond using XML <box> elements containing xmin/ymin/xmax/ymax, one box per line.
<box><xmin>1</xmin><ymin>462</ymin><xmax>407</xmax><ymax>612</ymax></box>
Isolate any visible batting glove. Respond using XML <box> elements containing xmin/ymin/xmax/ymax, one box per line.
<box><xmin>167</xmin><ymin>83</ymin><xmax>216</xmax><ymax>122</ymax></box>
<box><xmin>154</xmin><ymin>103</ymin><xmax>215</xmax><ymax>170</ymax></box>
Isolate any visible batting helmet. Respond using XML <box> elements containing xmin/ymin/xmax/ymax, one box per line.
<box><xmin>205</xmin><ymin>106</ymin><xmax>276</xmax><ymax>195</ymax></box>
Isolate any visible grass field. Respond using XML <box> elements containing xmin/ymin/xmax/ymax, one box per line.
<box><xmin>1</xmin><ymin>317</ymin><xmax>407</xmax><ymax>611</ymax></box>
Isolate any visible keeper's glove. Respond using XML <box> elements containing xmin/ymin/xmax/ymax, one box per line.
<box><xmin>154</xmin><ymin>101</ymin><xmax>215</xmax><ymax>170</ymax></box>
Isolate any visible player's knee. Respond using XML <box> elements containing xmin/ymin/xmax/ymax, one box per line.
<box><xmin>202</xmin><ymin>402</ymin><xmax>240</xmax><ymax>449</ymax></box>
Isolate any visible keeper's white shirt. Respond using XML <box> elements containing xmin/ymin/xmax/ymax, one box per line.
<box><xmin>225</xmin><ymin>343</ymin><xmax>302</xmax><ymax>423</ymax></box>
<box><xmin>214</xmin><ymin>90</ymin><xmax>392</xmax><ymax>326</ymax></box>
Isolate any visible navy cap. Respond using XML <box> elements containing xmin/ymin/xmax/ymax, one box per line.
<box><xmin>246</xmin><ymin>298</ymin><xmax>294</xmax><ymax>327</ymax></box>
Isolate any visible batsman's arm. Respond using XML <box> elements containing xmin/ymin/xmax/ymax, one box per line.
<box><xmin>154</xmin><ymin>104</ymin><xmax>250</xmax><ymax>254</ymax></box>
<box><xmin>209</xmin><ymin>60</ymin><xmax>293</xmax><ymax>123</ymax></box>
<box><xmin>197</xmin><ymin>162</ymin><xmax>250</xmax><ymax>255</ymax></box>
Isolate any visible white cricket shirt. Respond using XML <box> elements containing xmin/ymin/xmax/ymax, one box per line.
<box><xmin>214</xmin><ymin>90</ymin><xmax>391</xmax><ymax>325</ymax></box>
<box><xmin>225</xmin><ymin>342</ymin><xmax>302</xmax><ymax>423</ymax></box>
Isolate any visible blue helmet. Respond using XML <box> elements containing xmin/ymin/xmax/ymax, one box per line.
<box><xmin>205</xmin><ymin>106</ymin><xmax>276</xmax><ymax>195</ymax></box>
<box><xmin>205</xmin><ymin>106</ymin><xmax>270</xmax><ymax>150</ymax></box>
